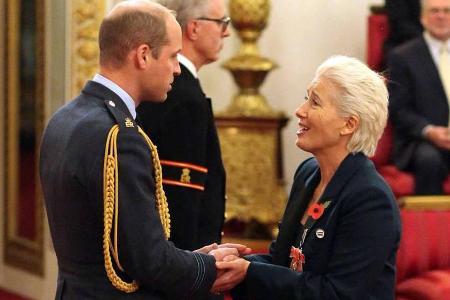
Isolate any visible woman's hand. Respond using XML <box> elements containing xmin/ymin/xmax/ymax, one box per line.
<box><xmin>211</xmin><ymin>256</ymin><xmax>250</xmax><ymax>293</ymax></box>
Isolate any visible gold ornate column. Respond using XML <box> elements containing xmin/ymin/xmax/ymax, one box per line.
<box><xmin>217</xmin><ymin>0</ymin><xmax>288</xmax><ymax>238</ymax></box>
<box><xmin>70</xmin><ymin>0</ymin><xmax>106</xmax><ymax>97</ymax></box>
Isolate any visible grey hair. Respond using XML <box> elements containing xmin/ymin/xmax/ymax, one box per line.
<box><xmin>155</xmin><ymin>0</ymin><xmax>210</xmax><ymax>29</ymax></box>
<box><xmin>313</xmin><ymin>56</ymin><xmax>388</xmax><ymax>157</ymax></box>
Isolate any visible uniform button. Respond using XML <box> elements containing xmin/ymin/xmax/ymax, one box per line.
<box><xmin>109</xmin><ymin>100</ymin><xmax>116</xmax><ymax>107</ymax></box>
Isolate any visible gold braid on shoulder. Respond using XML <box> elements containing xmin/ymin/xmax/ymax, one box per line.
<box><xmin>103</xmin><ymin>125</ymin><xmax>171</xmax><ymax>293</ymax></box>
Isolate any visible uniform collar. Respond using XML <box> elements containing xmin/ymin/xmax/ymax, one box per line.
<box><xmin>93</xmin><ymin>73</ymin><xmax>137</xmax><ymax>119</ymax></box>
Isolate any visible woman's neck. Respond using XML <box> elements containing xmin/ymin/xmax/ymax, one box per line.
<box><xmin>315</xmin><ymin>148</ymin><xmax>350</xmax><ymax>189</ymax></box>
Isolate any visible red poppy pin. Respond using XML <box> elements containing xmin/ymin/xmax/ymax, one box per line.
<box><xmin>307</xmin><ymin>201</ymin><xmax>331</xmax><ymax>220</ymax></box>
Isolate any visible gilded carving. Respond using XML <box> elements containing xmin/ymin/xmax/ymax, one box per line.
<box><xmin>221</xmin><ymin>0</ymin><xmax>280</xmax><ymax>117</ymax></box>
<box><xmin>218</xmin><ymin>0</ymin><xmax>288</xmax><ymax>235</ymax></box>
<box><xmin>71</xmin><ymin>0</ymin><xmax>106</xmax><ymax>97</ymax></box>
<box><xmin>217</xmin><ymin>118</ymin><xmax>288</xmax><ymax>230</ymax></box>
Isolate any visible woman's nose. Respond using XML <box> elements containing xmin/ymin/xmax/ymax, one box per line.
<box><xmin>295</xmin><ymin>102</ymin><xmax>307</xmax><ymax>118</ymax></box>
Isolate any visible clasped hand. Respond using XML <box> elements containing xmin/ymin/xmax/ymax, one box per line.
<box><xmin>195</xmin><ymin>243</ymin><xmax>252</xmax><ymax>294</ymax></box>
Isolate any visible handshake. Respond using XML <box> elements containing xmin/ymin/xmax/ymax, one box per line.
<box><xmin>195</xmin><ymin>243</ymin><xmax>252</xmax><ymax>294</ymax></box>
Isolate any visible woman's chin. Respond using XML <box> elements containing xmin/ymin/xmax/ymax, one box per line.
<box><xmin>296</xmin><ymin>139</ymin><xmax>308</xmax><ymax>151</ymax></box>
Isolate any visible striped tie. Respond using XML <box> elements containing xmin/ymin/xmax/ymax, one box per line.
<box><xmin>439</xmin><ymin>44</ymin><xmax>450</xmax><ymax>126</ymax></box>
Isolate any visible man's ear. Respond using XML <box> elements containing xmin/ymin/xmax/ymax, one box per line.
<box><xmin>341</xmin><ymin>115</ymin><xmax>359</xmax><ymax>136</ymax></box>
<box><xmin>185</xmin><ymin>20</ymin><xmax>198</xmax><ymax>40</ymax></box>
<box><xmin>136</xmin><ymin>44</ymin><xmax>152</xmax><ymax>68</ymax></box>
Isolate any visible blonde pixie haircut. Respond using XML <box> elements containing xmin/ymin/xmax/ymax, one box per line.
<box><xmin>313</xmin><ymin>56</ymin><xmax>388</xmax><ymax>157</ymax></box>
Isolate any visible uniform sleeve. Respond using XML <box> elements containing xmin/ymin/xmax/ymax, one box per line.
<box><xmin>114</xmin><ymin>128</ymin><xmax>216</xmax><ymax>299</ymax></box>
<box><xmin>240</xmin><ymin>187</ymin><xmax>400</xmax><ymax>300</ymax></box>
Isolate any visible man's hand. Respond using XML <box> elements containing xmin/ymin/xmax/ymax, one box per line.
<box><xmin>218</xmin><ymin>243</ymin><xmax>252</xmax><ymax>257</ymax></box>
<box><xmin>209</xmin><ymin>247</ymin><xmax>239</xmax><ymax>262</ymax></box>
<box><xmin>194</xmin><ymin>243</ymin><xmax>219</xmax><ymax>254</ymax></box>
<box><xmin>425</xmin><ymin>126</ymin><xmax>450</xmax><ymax>150</ymax></box>
<box><xmin>211</xmin><ymin>257</ymin><xmax>250</xmax><ymax>293</ymax></box>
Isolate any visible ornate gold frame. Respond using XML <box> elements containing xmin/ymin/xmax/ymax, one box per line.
<box><xmin>4</xmin><ymin>0</ymin><xmax>45</xmax><ymax>275</ymax></box>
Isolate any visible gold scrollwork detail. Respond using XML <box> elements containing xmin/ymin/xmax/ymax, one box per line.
<box><xmin>71</xmin><ymin>0</ymin><xmax>106</xmax><ymax>97</ymax></box>
<box><xmin>218</xmin><ymin>123</ymin><xmax>286</xmax><ymax>225</ymax></box>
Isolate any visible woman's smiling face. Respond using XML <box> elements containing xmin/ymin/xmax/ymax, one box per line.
<box><xmin>295</xmin><ymin>77</ymin><xmax>350</xmax><ymax>155</ymax></box>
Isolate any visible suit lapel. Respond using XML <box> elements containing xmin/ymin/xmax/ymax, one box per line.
<box><xmin>303</xmin><ymin>153</ymin><xmax>366</xmax><ymax>241</ymax></box>
<box><xmin>272</xmin><ymin>167</ymin><xmax>320</xmax><ymax>265</ymax></box>
<box><xmin>274</xmin><ymin>153</ymin><xmax>367</xmax><ymax>266</ymax></box>
<box><xmin>416</xmin><ymin>38</ymin><xmax>448</xmax><ymax>100</ymax></box>
<box><xmin>179</xmin><ymin>63</ymin><xmax>204</xmax><ymax>93</ymax></box>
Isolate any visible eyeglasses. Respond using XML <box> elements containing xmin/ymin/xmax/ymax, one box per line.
<box><xmin>196</xmin><ymin>16</ymin><xmax>231</xmax><ymax>32</ymax></box>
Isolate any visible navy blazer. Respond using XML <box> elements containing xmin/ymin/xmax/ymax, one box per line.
<box><xmin>40</xmin><ymin>81</ymin><xmax>216</xmax><ymax>299</ymax></box>
<box><xmin>388</xmin><ymin>36</ymin><xmax>449</xmax><ymax>169</ymax></box>
<box><xmin>137</xmin><ymin>64</ymin><xmax>226</xmax><ymax>251</ymax></box>
<box><xmin>232</xmin><ymin>153</ymin><xmax>401</xmax><ymax>299</ymax></box>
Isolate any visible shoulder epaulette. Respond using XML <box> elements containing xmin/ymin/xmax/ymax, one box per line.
<box><xmin>104</xmin><ymin>99</ymin><xmax>138</xmax><ymax>131</ymax></box>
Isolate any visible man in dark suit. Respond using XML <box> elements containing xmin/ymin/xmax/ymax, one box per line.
<box><xmin>137</xmin><ymin>0</ymin><xmax>230</xmax><ymax>251</ymax></box>
<box><xmin>39</xmin><ymin>1</ymin><xmax>239</xmax><ymax>298</ymax></box>
<box><xmin>387</xmin><ymin>0</ymin><xmax>450</xmax><ymax>195</ymax></box>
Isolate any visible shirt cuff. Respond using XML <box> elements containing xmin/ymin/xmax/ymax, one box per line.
<box><xmin>422</xmin><ymin>124</ymin><xmax>434</xmax><ymax>138</ymax></box>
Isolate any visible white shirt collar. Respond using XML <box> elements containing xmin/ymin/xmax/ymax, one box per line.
<box><xmin>177</xmin><ymin>54</ymin><xmax>198</xmax><ymax>78</ymax></box>
<box><xmin>92</xmin><ymin>73</ymin><xmax>137</xmax><ymax>119</ymax></box>
<box><xmin>424</xmin><ymin>32</ymin><xmax>450</xmax><ymax>66</ymax></box>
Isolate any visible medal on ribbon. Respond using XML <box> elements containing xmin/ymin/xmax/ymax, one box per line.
<box><xmin>289</xmin><ymin>246</ymin><xmax>305</xmax><ymax>272</ymax></box>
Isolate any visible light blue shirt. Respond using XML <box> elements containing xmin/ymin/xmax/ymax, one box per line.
<box><xmin>92</xmin><ymin>73</ymin><xmax>137</xmax><ymax>119</ymax></box>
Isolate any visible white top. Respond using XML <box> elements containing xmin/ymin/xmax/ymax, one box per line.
<box><xmin>177</xmin><ymin>54</ymin><xmax>198</xmax><ymax>78</ymax></box>
<box><xmin>423</xmin><ymin>31</ymin><xmax>450</xmax><ymax>68</ymax></box>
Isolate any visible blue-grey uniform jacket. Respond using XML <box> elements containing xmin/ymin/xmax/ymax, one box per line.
<box><xmin>40</xmin><ymin>81</ymin><xmax>216</xmax><ymax>299</ymax></box>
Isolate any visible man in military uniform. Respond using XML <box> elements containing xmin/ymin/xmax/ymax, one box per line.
<box><xmin>39</xmin><ymin>1</ymin><xmax>239</xmax><ymax>298</ymax></box>
<box><xmin>137</xmin><ymin>0</ymin><xmax>230</xmax><ymax>252</ymax></box>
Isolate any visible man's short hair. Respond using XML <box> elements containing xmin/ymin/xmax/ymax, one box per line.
<box><xmin>313</xmin><ymin>56</ymin><xmax>389</xmax><ymax>157</ymax></box>
<box><xmin>157</xmin><ymin>0</ymin><xmax>209</xmax><ymax>29</ymax></box>
<box><xmin>99</xmin><ymin>8</ymin><xmax>169</xmax><ymax>68</ymax></box>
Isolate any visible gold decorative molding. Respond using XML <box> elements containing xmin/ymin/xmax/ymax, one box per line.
<box><xmin>4</xmin><ymin>0</ymin><xmax>45</xmax><ymax>275</ymax></box>
<box><xmin>217</xmin><ymin>0</ymin><xmax>288</xmax><ymax>238</ymax></box>
<box><xmin>399</xmin><ymin>196</ymin><xmax>450</xmax><ymax>210</ymax></box>
<box><xmin>221</xmin><ymin>0</ymin><xmax>281</xmax><ymax>117</ymax></box>
<box><xmin>70</xmin><ymin>0</ymin><xmax>106</xmax><ymax>97</ymax></box>
<box><xmin>217</xmin><ymin>117</ymin><xmax>288</xmax><ymax>236</ymax></box>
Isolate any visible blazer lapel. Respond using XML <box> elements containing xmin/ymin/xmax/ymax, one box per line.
<box><xmin>303</xmin><ymin>153</ymin><xmax>365</xmax><ymax>241</ymax></box>
<box><xmin>272</xmin><ymin>168</ymin><xmax>320</xmax><ymax>266</ymax></box>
